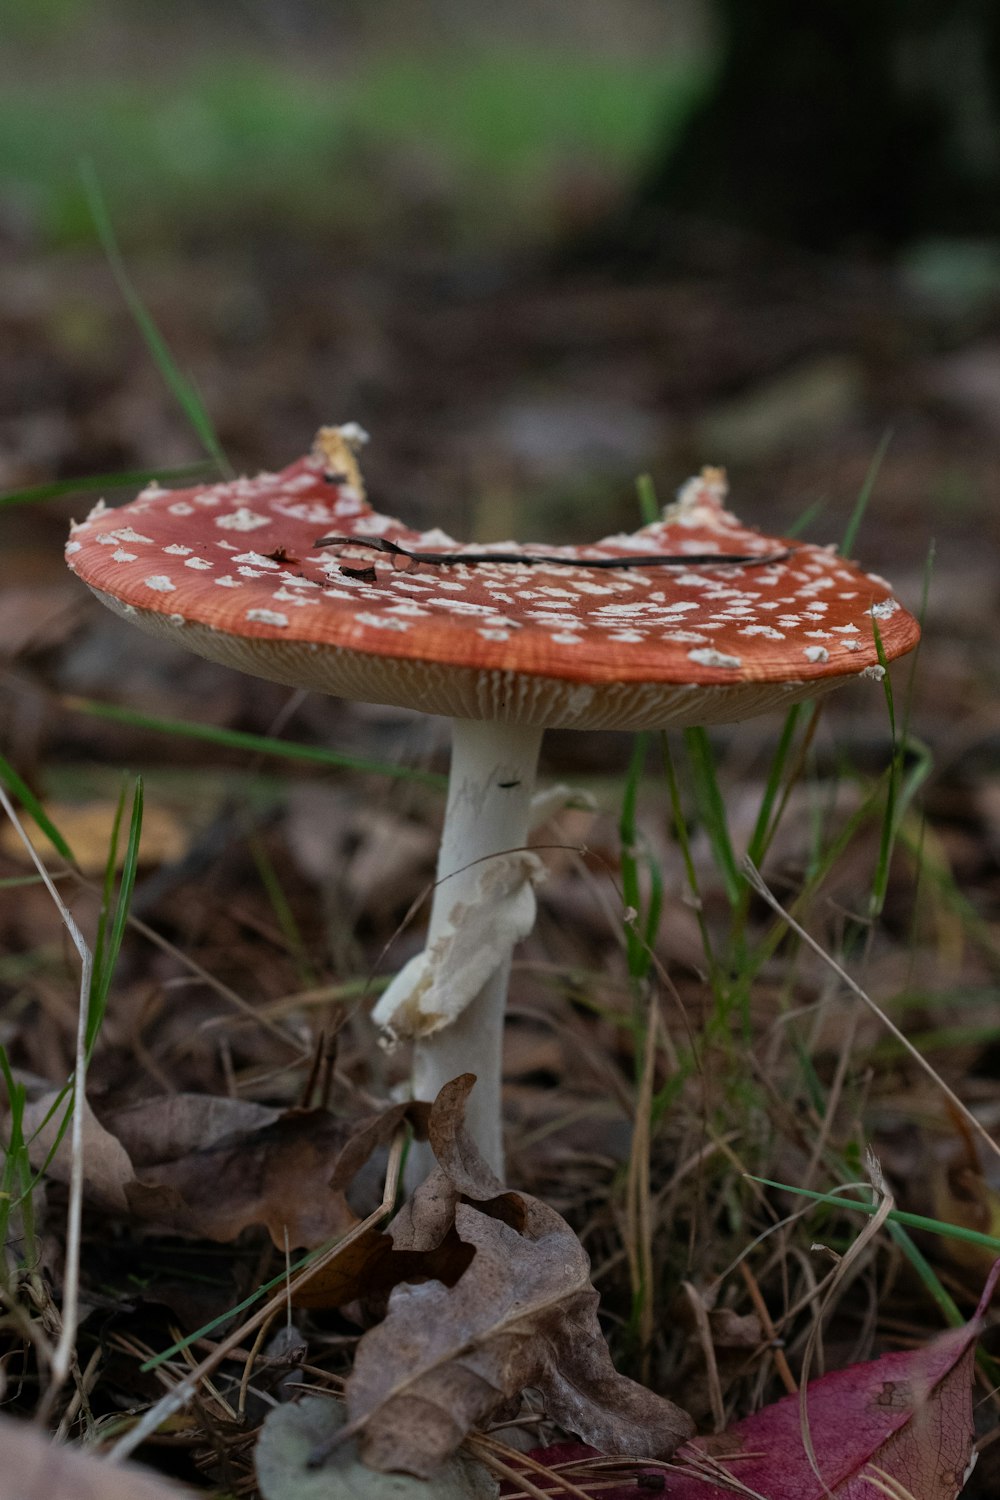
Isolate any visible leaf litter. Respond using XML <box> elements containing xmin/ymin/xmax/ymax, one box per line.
<box><xmin>331</xmin><ymin>1076</ymin><xmax>692</xmax><ymax>1478</ymax></box>
<box><xmin>6</xmin><ymin>168</ymin><xmax>1000</xmax><ymax>1494</ymax></box>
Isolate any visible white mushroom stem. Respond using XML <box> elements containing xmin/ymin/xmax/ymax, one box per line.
<box><xmin>410</xmin><ymin>717</ymin><xmax>544</xmax><ymax>1177</ymax></box>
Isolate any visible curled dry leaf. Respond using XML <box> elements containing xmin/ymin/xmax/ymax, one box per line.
<box><xmin>256</xmin><ymin>1396</ymin><xmax>498</xmax><ymax>1500</ymax></box>
<box><xmin>129</xmin><ymin>1107</ymin><xmax>364</xmax><ymax>1247</ymax></box>
<box><xmin>0</xmin><ymin>1413</ymin><xmax>190</xmax><ymax>1500</ymax></box>
<box><xmin>23</xmin><ymin>1091</ymin><xmax>140</xmax><ymax>1215</ymax></box>
<box><xmin>26</xmin><ymin>1087</ymin><xmax>421</xmax><ymax>1250</ymax></box>
<box><xmin>343</xmin><ymin>1074</ymin><xmax>693</xmax><ymax>1479</ymax></box>
<box><xmin>102</xmin><ymin>1093</ymin><xmax>280</xmax><ymax>1165</ymax></box>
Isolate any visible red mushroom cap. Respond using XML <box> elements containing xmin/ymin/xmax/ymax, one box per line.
<box><xmin>65</xmin><ymin>428</ymin><xmax>920</xmax><ymax>731</ymax></box>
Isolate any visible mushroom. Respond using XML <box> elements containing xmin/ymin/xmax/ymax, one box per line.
<box><xmin>65</xmin><ymin>427</ymin><xmax>920</xmax><ymax>1176</ymax></box>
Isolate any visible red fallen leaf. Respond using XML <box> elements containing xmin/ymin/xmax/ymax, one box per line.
<box><xmin>500</xmin><ymin>1261</ymin><xmax>1000</xmax><ymax>1499</ymax></box>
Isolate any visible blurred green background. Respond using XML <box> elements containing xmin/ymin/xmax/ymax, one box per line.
<box><xmin>4</xmin><ymin>0</ymin><xmax>1000</xmax><ymax>573</ymax></box>
<box><xmin>1</xmin><ymin>1</ymin><xmax>709</xmax><ymax>249</ymax></box>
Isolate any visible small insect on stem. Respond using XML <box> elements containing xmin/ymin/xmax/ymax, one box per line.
<box><xmin>313</xmin><ymin>534</ymin><xmax>793</xmax><ymax>572</ymax></box>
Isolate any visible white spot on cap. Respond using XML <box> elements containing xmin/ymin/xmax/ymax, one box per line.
<box><xmin>167</xmin><ymin>613</ymin><xmax>186</xmax><ymax>626</ymax></box>
<box><xmin>385</xmin><ymin>601</ymin><xmax>430</xmax><ymax>617</ymax></box>
<box><xmin>740</xmin><ymin>624</ymin><xmax>785</xmax><ymax>639</ymax></box>
<box><xmin>804</xmin><ymin>646</ymin><xmax>829</xmax><ymax>663</ymax></box>
<box><xmin>214</xmin><ymin>576</ymin><xmax>240</xmax><ymax>588</ymax></box>
<box><xmin>168</xmin><ymin>502</ymin><xmax>194</xmax><ymax>516</ymax></box>
<box><xmin>112</xmin><ymin>548</ymin><xmax>137</xmax><ymax>562</ymax></box>
<box><xmin>184</xmin><ymin>557</ymin><xmax>213</xmax><ymax>570</ymax></box>
<box><xmin>479</xmin><ymin>628</ymin><xmax>510</xmax><ymax>641</ymax></box>
<box><xmin>216</xmin><ymin>508</ymin><xmax>271</xmax><ymax>532</ymax></box>
<box><xmin>688</xmin><ymin>648</ymin><xmax>742</xmax><ymax>670</ymax></box>
<box><xmin>164</xmin><ymin>543</ymin><xmax>193</xmax><ymax>556</ymax></box>
<box><xmin>356</xmin><ymin>612</ymin><xmax>411</xmax><ymax>631</ymax></box>
<box><xmin>272</xmin><ymin>587</ymin><xmax>318</xmax><ymax>607</ymax></box>
<box><xmin>99</xmin><ymin>526</ymin><xmax>153</xmax><ymax>545</ymax></box>
<box><xmin>66</xmin><ymin>540</ymin><xmax>82</xmax><ymax>555</ymax></box>
<box><xmin>142</xmin><ymin>575</ymin><xmax>177</xmax><ymax>593</ymax></box>
<box><xmin>870</xmin><ymin>599</ymin><xmax>899</xmax><ymax>619</ymax></box>
<box><xmin>861</xmin><ymin>664</ymin><xmax>886</xmax><ymax>681</ymax></box>
<box><xmin>233</xmin><ymin>551</ymin><xmax>280</xmax><ymax>569</ymax></box>
<box><xmin>246</xmin><ymin>608</ymin><xmax>289</xmax><ymax>627</ymax></box>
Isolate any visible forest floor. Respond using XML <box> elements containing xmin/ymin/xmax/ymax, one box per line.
<box><xmin>5</xmin><ymin>22</ymin><xmax>1000</xmax><ymax>1495</ymax></box>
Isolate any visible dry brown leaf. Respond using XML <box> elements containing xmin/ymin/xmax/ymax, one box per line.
<box><xmin>343</xmin><ymin>1075</ymin><xmax>693</xmax><ymax>1479</ymax></box>
<box><xmin>102</xmin><ymin>1093</ymin><xmax>280</xmax><ymax>1166</ymax></box>
<box><xmin>132</xmin><ymin>1107</ymin><xmax>365</xmax><ymax>1248</ymax></box>
<box><xmin>23</xmin><ymin>1090</ymin><xmax>137</xmax><ymax>1214</ymax></box>
<box><xmin>349</xmin><ymin>1197</ymin><xmax>692</xmax><ymax>1477</ymax></box>
<box><xmin>25</xmin><ymin>1089</ymin><xmax>421</xmax><ymax>1251</ymax></box>
<box><xmin>0</xmin><ymin>1413</ymin><xmax>191</xmax><ymax>1500</ymax></box>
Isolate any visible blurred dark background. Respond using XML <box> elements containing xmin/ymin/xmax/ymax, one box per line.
<box><xmin>5</xmin><ymin>0</ymin><xmax>1000</xmax><ymax>751</ymax></box>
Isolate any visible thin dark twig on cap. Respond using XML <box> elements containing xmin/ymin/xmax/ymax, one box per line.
<box><xmin>313</xmin><ymin>534</ymin><xmax>793</xmax><ymax>571</ymax></box>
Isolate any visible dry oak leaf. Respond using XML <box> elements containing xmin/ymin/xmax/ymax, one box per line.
<box><xmin>102</xmin><ymin>1093</ymin><xmax>280</xmax><ymax>1165</ymax></box>
<box><xmin>132</xmin><ymin>1102</ymin><xmax>415</xmax><ymax>1249</ymax></box>
<box><xmin>346</xmin><ymin>1194</ymin><xmax>693</xmax><ymax>1479</ymax></box>
<box><xmin>25</xmin><ymin>1088</ymin><xmax>418</xmax><ymax>1251</ymax></box>
<box><xmin>23</xmin><ymin>1090</ymin><xmax>139</xmax><ymax>1215</ymax></box>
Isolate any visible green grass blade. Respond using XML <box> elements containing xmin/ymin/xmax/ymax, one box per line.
<box><xmin>61</xmin><ymin>696</ymin><xmax>448</xmax><ymax>789</ymax></box>
<box><xmin>80</xmin><ymin>160</ymin><xmax>231</xmax><ymax>477</ymax></box>
<box><xmin>867</xmin><ymin>623</ymin><xmax>933</xmax><ymax>921</ymax></box>
<box><xmin>683</xmin><ymin>726</ymin><xmax>741</xmax><ymax>907</ymax></box>
<box><xmin>885</xmin><ymin>1219</ymin><xmax>963</xmax><ymax>1327</ymax></box>
<box><xmin>746</xmin><ymin>704</ymin><xmax>802</xmax><ymax>869</ymax></box>
<box><xmin>839</xmin><ymin>427</ymin><xmax>892</xmax><ymax>558</ymax></box>
<box><xmin>0</xmin><ymin>464</ymin><xmax>213</xmax><ymax>510</ymax></box>
<box><xmin>868</xmin><ymin>625</ymin><xmax>898</xmax><ymax>918</ymax></box>
<box><xmin>140</xmin><ymin>1246</ymin><xmax>321</xmax><ymax>1370</ymax></box>
<box><xmin>619</xmin><ymin>733</ymin><xmax>649</xmax><ymax>980</ymax></box>
<box><xmin>0</xmin><ymin>1046</ymin><xmax>34</xmax><ymax>1262</ymax></box>
<box><xmin>749</xmin><ymin>1174</ymin><xmax>1000</xmax><ymax>1255</ymax></box>
<box><xmin>88</xmin><ymin>778</ymin><xmax>144</xmax><ymax>1055</ymax></box>
<box><xmin>88</xmin><ymin>782</ymin><xmax>127</xmax><ymax>1040</ymax></box>
<box><xmin>642</xmin><ymin>846</ymin><xmax>664</xmax><ymax>961</ymax></box>
<box><xmin>782</xmin><ymin>499</ymin><xmax>826</xmax><ymax>538</ymax></box>
<box><xmin>635</xmin><ymin>473</ymin><xmax>660</xmax><ymax>525</ymax></box>
<box><xmin>743</xmin><ymin>772</ymin><xmax>907</xmax><ymax>979</ymax></box>
<box><xmin>248</xmin><ymin>829</ymin><xmax>316</xmax><ymax>987</ymax></box>
<box><xmin>0</xmin><ymin>756</ymin><xmax>75</xmax><ymax>864</ymax></box>
<box><xmin>660</xmin><ymin>733</ymin><xmax>716</xmax><ymax>976</ymax></box>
